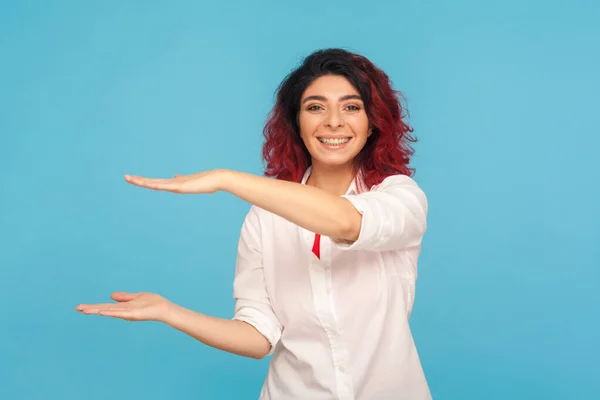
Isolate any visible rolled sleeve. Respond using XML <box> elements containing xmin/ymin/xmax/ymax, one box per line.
<box><xmin>334</xmin><ymin>175</ymin><xmax>428</xmax><ymax>252</ymax></box>
<box><xmin>233</xmin><ymin>300</ymin><xmax>282</xmax><ymax>356</ymax></box>
<box><xmin>232</xmin><ymin>206</ymin><xmax>282</xmax><ymax>356</ymax></box>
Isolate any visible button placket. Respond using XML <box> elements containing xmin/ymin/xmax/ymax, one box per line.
<box><xmin>306</xmin><ymin>232</ymin><xmax>355</xmax><ymax>399</ymax></box>
<box><xmin>322</xmin><ymin>237</ymin><xmax>355</xmax><ymax>399</ymax></box>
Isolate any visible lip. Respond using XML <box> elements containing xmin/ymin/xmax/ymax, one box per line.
<box><xmin>317</xmin><ymin>137</ymin><xmax>352</xmax><ymax>150</ymax></box>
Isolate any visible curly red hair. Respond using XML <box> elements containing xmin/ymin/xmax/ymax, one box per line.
<box><xmin>262</xmin><ymin>48</ymin><xmax>416</xmax><ymax>190</ymax></box>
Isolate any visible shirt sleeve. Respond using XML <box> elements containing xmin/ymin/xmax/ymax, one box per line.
<box><xmin>332</xmin><ymin>174</ymin><xmax>428</xmax><ymax>252</ymax></box>
<box><xmin>232</xmin><ymin>206</ymin><xmax>283</xmax><ymax>356</ymax></box>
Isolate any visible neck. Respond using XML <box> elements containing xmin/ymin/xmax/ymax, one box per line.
<box><xmin>306</xmin><ymin>161</ymin><xmax>356</xmax><ymax>196</ymax></box>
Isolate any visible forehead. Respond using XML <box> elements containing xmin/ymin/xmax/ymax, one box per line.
<box><xmin>302</xmin><ymin>75</ymin><xmax>360</xmax><ymax>98</ymax></box>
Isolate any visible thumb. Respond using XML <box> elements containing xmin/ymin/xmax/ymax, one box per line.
<box><xmin>111</xmin><ymin>292</ymin><xmax>141</xmax><ymax>302</ymax></box>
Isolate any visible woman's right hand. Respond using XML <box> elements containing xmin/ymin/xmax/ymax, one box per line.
<box><xmin>76</xmin><ymin>292</ymin><xmax>172</xmax><ymax>322</ymax></box>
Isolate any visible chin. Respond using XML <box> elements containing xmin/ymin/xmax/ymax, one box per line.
<box><xmin>312</xmin><ymin>154</ymin><xmax>356</xmax><ymax>168</ymax></box>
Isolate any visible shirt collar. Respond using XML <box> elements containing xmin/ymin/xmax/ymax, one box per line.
<box><xmin>301</xmin><ymin>166</ymin><xmax>361</xmax><ymax>195</ymax></box>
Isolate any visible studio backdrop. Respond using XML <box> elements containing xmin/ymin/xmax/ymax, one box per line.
<box><xmin>1</xmin><ymin>1</ymin><xmax>598</xmax><ymax>399</ymax></box>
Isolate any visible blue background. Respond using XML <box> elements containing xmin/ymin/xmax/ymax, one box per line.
<box><xmin>1</xmin><ymin>1</ymin><xmax>598</xmax><ymax>399</ymax></box>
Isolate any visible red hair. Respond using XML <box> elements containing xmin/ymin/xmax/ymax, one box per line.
<box><xmin>261</xmin><ymin>49</ymin><xmax>416</xmax><ymax>190</ymax></box>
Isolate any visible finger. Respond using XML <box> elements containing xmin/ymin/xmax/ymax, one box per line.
<box><xmin>126</xmin><ymin>174</ymin><xmax>189</xmax><ymax>183</ymax></box>
<box><xmin>80</xmin><ymin>306</ymin><xmax>121</xmax><ymax>314</ymax></box>
<box><xmin>79</xmin><ymin>302</ymin><xmax>131</xmax><ymax>313</ymax></box>
<box><xmin>76</xmin><ymin>303</ymin><xmax>116</xmax><ymax>311</ymax></box>
<box><xmin>125</xmin><ymin>175</ymin><xmax>177</xmax><ymax>183</ymax></box>
<box><xmin>124</xmin><ymin>175</ymin><xmax>179</xmax><ymax>191</ymax></box>
<box><xmin>81</xmin><ymin>308</ymin><xmax>104</xmax><ymax>315</ymax></box>
<box><xmin>111</xmin><ymin>292</ymin><xmax>140</xmax><ymax>302</ymax></box>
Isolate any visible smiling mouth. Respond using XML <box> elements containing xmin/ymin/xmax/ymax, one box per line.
<box><xmin>317</xmin><ymin>137</ymin><xmax>351</xmax><ymax>146</ymax></box>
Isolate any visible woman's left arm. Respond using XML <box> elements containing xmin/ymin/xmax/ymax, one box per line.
<box><xmin>219</xmin><ymin>170</ymin><xmax>430</xmax><ymax>252</ymax></box>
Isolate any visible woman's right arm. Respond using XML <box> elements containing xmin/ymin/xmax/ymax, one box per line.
<box><xmin>76</xmin><ymin>291</ymin><xmax>272</xmax><ymax>359</ymax></box>
<box><xmin>164</xmin><ymin>303</ymin><xmax>272</xmax><ymax>359</ymax></box>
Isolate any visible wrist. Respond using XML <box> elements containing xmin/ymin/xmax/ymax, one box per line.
<box><xmin>215</xmin><ymin>169</ymin><xmax>236</xmax><ymax>193</ymax></box>
<box><xmin>160</xmin><ymin>301</ymin><xmax>182</xmax><ymax>325</ymax></box>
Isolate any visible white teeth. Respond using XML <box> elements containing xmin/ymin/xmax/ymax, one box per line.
<box><xmin>318</xmin><ymin>137</ymin><xmax>350</xmax><ymax>145</ymax></box>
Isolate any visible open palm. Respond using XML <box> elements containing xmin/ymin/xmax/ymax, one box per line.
<box><xmin>124</xmin><ymin>170</ymin><xmax>224</xmax><ymax>194</ymax></box>
<box><xmin>76</xmin><ymin>292</ymin><xmax>171</xmax><ymax>322</ymax></box>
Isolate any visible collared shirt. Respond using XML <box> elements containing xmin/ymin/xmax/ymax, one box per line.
<box><xmin>232</xmin><ymin>167</ymin><xmax>432</xmax><ymax>400</ymax></box>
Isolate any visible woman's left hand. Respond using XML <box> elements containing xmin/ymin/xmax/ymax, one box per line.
<box><xmin>124</xmin><ymin>169</ymin><xmax>228</xmax><ymax>194</ymax></box>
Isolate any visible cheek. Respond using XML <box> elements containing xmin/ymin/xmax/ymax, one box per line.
<box><xmin>351</xmin><ymin>118</ymin><xmax>370</xmax><ymax>139</ymax></box>
<box><xmin>350</xmin><ymin>111</ymin><xmax>369</xmax><ymax>129</ymax></box>
<box><xmin>298</xmin><ymin>113</ymin><xmax>319</xmax><ymax>138</ymax></box>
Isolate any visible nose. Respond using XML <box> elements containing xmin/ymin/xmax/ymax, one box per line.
<box><xmin>324</xmin><ymin>108</ymin><xmax>344</xmax><ymax>128</ymax></box>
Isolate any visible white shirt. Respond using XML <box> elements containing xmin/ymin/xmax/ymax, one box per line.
<box><xmin>232</xmin><ymin>167</ymin><xmax>432</xmax><ymax>400</ymax></box>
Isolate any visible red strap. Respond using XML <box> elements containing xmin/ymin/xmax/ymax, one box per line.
<box><xmin>312</xmin><ymin>233</ymin><xmax>321</xmax><ymax>259</ymax></box>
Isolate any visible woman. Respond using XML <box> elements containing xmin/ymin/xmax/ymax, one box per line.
<box><xmin>76</xmin><ymin>48</ymin><xmax>432</xmax><ymax>400</ymax></box>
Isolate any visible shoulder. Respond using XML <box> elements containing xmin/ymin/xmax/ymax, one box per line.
<box><xmin>241</xmin><ymin>205</ymin><xmax>272</xmax><ymax>229</ymax></box>
<box><xmin>238</xmin><ymin>206</ymin><xmax>268</xmax><ymax>247</ymax></box>
<box><xmin>246</xmin><ymin>204</ymin><xmax>270</xmax><ymax>219</ymax></box>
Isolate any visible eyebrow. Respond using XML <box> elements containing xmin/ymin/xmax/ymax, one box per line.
<box><xmin>302</xmin><ymin>94</ymin><xmax>363</xmax><ymax>104</ymax></box>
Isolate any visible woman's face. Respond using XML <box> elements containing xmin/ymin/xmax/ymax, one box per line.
<box><xmin>298</xmin><ymin>75</ymin><xmax>371</xmax><ymax>169</ymax></box>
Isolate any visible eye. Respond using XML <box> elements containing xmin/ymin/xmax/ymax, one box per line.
<box><xmin>346</xmin><ymin>104</ymin><xmax>362</xmax><ymax>111</ymax></box>
<box><xmin>307</xmin><ymin>104</ymin><xmax>323</xmax><ymax>111</ymax></box>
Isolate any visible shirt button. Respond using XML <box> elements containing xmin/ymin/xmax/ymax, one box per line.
<box><xmin>337</xmin><ymin>365</ymin><xmax>345</xmax><ymax>373</ymax></box>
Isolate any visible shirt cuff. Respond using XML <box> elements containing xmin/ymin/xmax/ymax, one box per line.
<box><xmin>233</xmin><ymin>304</ymin><xmax>282</xmax><ymax>356</ymax></box>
